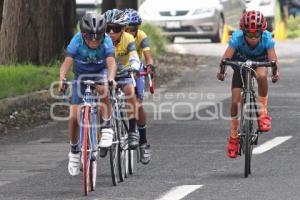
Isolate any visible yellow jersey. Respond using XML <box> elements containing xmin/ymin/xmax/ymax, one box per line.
<box><xmin>135</xmin><ymin>30</ymin><xmax>151</xmax><ymax>59</ymax></box>
<box><xmin>115</xmin><ymin>32</ymin><xmax>140</xmax><ymax>71</ymax></box>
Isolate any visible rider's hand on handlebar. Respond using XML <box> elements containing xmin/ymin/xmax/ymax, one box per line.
<box><xmin>144</xmin><ymin>64</ymin><xmax>155</xmax><ymax>75</ymax></box>
<box><xmin>217</xmin><ymin>58</ymin><xmax>229</xmax><ymax>81</ymax></box>
<box><xmin>108</xmin><ymin>79</ymin><xmax>117</xmax><ymax>88</ymax></box>
<box><xmin>271</xmin><ymin>69</ymin><xmax>280</xmax><ymax>83</ymax></box>
<box><xmin>58</xmin><ymin>78</ymin><xmax>66</xmax><ymax>94</ymax></box>
<box><xmin>217</xmin><ymin>62</ymin><xmax>227</xmax><ymax>81</ymax></box>
<box><xmin>217</xmin><ymin>69</ymin><xmax>227</xmax><ymax>81</ymax></box>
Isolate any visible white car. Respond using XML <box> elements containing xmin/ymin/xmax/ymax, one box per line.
<box><xmin>76</xmin><ymin>0</ymin><xmax>102</xmax><ymax>21</ymax></box>
<box><xmin>245</xmin><ymin>0</ymin><xmax>275</xmax><ymax>31</ymax></box>
<box><xmin>139</xmin><ymin>0</ymin><xmax>246</xmax><ymax>43</ymax></box>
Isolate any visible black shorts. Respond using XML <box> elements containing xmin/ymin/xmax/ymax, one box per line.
<box><xmin>231</xmin><ymin>51</ymin><xmax>268</xmax><ymax>89</ymax></box>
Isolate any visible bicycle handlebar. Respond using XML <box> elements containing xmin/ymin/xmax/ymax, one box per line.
<box><xmin>60</xmin><ymin>79</ymin><xmax>105</xmax><ymax>95</ymax></box>
<box><xmin>115</xmin><ymin>68</ymin><xmax>155</xmax><ymax>93</ymax></box>
<box><xmin>115</xmin><ymin>69</ymin><xmax>149</xmax><ymax>79</ymax></box>
<box><xmin>220</xmin><ymin>59</ymin><xmax>278</xmax><ymax>83</ymax></box>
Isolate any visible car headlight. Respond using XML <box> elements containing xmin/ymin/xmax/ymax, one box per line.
<box><xmin>259</xmin><ymin>0</ymin><xmax>272</xmax><ymax>6</ymax></box>
<box><xmin>192</xmin><ymin>8</ymin><xmax>214</xmax><ymax>16</ymax></box>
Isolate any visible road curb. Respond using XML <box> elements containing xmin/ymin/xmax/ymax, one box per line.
<box><xmin>0</xmin><ymin>90</ymin><xmax>51</xmax><ymax>116</ymax></box>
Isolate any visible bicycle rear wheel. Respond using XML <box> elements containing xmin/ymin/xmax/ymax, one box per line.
<box><xmin>88</xmin><ymin>159</ymin><xmax>97</xmax><ymax>191</ymax></box>
<box><xmin>82</xmin><ymin>106</ymin><xmax>90</xmax><ymax>195</ymax></box>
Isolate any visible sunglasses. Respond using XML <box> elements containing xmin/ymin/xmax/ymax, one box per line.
<box><xmin>83</xmin><ymin>32</ymin><xmax>104</xmax><ymax>40</ymax></box>
<box><xmin>125</xmin><ymin>26</ymin><xmax>138</xmax><ymax>33</ymax></box>
<box><xmin>244</xmin><ymin>30</ymin><xmax>262</xmax><ymax>39</ymax></box>
<box><xmin>106</xmin><ymin>25</ymin><xmax>123</xmax><ymax>33</ymax></box>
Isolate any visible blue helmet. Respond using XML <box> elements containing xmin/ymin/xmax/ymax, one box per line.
<box><xmin>104</xmin><ymin>9</ymin><xmax>128</xmax><ymax>26</ymax></box>
<box><xmin>124</xmin><ymin>8</ymin><xmax>142</xmax><ymax>26</ymax></box>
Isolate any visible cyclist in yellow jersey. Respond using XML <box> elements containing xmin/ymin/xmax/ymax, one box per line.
<box><xmin>124</xmin><ymin>8</ymin><xmax>154</xmax><ymax>165</ymax></box>
<box><xmin>104</xmin><ymin>9</ymin><xmax>141</xmax><ymax>150</ymax></box>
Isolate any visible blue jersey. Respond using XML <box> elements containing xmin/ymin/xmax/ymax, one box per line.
<box><xmin>229</xmin><ymin>30</ymin><xmax>275</xmax><ymax>61</ymax></box>
<box><xmin>66</xmin><ymin>32</ymin><xmax>115</xmax><ymax>76</ymax></box>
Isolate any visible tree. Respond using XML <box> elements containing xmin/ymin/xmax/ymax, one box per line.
<box><xmin>102</xmin><ymin>0</ymin><xmax>138</xmax><ymax>13</ymax></box>
<box><xmin>0</xmin><ymin>0</ymin><xmax>3</xmax><ymax>29</ymax></box>
<box><xmin>102</xmin><ymin>0</ymin><xmax>116</xmax><ymax>13</ymax></box>
<box><xmin>0</xmin><ymin>0</ymin><xmax>76</xmax><ymax>65</ymax></box>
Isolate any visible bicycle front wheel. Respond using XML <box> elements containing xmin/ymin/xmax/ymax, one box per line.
<box><xmin>128</xmin><ymin>149</ymin><xmax>139</xmax><ymax>175</ymax></box>
<box><xmin>243</xmin><ymin>93</ymin><xmax>253</xmax><ymax>178</ymax></box>
<box><xmin>82</xmin><ymin>106</ymin><xmax>90</xmax><ymax>195</ymax></box>
<box><xmin>88</xmin><ymin>159</ymin><xmax>97</xmax><ymax>191</ymax></box>
<box><xmin>118</xmin><ymin>120</ymin><xmax>129</xmax><ymax>181</ymax></box>
<box><xmin>110</xmin><ymin>117</ymin><xmax>119</xmax><ymax>186</ymax></box>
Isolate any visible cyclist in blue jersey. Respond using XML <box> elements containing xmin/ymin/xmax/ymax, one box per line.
<box><xmin>58</xmin><ymin>13</ymin><xmax>117</xmax><ymax>176</ymax></box>
<box><xmin>216</xmin><ymin>11</ymin><xmax>280</xmax><ymax>159</ymax></box>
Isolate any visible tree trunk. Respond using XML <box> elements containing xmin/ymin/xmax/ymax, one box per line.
<box><xmin>102</xmin><ymin>0</ymin><xmax>116</xmax><ymax>13</ymax></box>
<box><xmin>116</xmin><ymin>0</ymin><xmax>138</xmax><ymax>10</ymax></box>
<box><xmin>102</xmin><ymin>0</ymin><xmax>138</xmax><ymax>13</ymax></box>
<box><xmin>63</xmin><ymin>0</ymin><xmax>76</xmax><ymax>48</ymax></box>
<box><xmin>0</xmin><ymin>0</ymin><xmax>76</xmax><ymax>65</ymax></box>
<box><xmin>0</xmin><ymin>0</ymin><xmax>3</xmax><ymax>29</ymax></box>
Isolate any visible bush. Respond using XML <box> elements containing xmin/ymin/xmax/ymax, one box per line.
<box><xmin>287</xmin><ymin>16</ymin><xmax>300</xmax><ymax>38</ymax></box>
<box><xmin>140</xmin><ymin>22</ymin><xmax>168</xmax><ymax>57</ymax></box>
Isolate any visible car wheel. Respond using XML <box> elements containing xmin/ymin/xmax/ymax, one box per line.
<box><xmin>211</xmin><ymin>17</ymin><xmax>224</xmax><ymax>43</ymax></box>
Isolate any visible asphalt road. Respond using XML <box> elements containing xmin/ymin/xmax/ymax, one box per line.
<box><xmin>0</xmin><ymin>39</ymin><xmax>300</xmax><ymax>200</ymax></box>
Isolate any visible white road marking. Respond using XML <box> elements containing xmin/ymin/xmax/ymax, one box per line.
<box><xmin>155</xmin><ymin>185</ymin><xmax>203</xmax><ymax>200</ymax></box>
<box><xmin>253</xmin><ymin>136</ymin><xmax>292</xmax><ymax>154</ymax></box>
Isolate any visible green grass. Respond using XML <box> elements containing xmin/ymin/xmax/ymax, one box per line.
<box><xmin>287</xmin><ymin>16</ymin><xmax>300</xmax><ymax>38</ymax></box>
<box><xmin>0</xmin><ymin>64</ymin><xmax>59</xmax><ymax>99</ymax></box>
<box><xmin>0</xmin><ymin>23</ymin><xmax>168</xmax><ymax>99</ymax></box>
<box><xmin>275</xmin><ymin>0</ymin><xmax>282</xmax><ymax>22</ymax></box>
<box><xmin>275</xmin><ymin>0</ymin><xmax>300</xmax><ymax>39</ymax></box>
<box><xmin>140</xmin><ymin>22</ymin><xmax>168</xmax><ymax>57</ymax></box>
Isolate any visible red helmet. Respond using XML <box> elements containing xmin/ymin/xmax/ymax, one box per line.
<box><xmin>240</xmin><ymin>10</ymin><xmax>267</xmax><ymax>32</ymax></box>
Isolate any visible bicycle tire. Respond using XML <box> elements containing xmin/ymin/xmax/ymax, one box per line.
<box><xmin>247</xmin><ymin>93</ymin><xmax>258</xmax><ymax>175</ymax></box>
<box><xmin>88</xmin><ymin>159</ymin><xmax>97</xmax><ymax>191</ymax></box>
<box><xmin>244</xmin><ymin>93</ymin><xmax>252</xmax><ymax>178</ymax></box>
<box><xmin>82</xmin><ymin>106</ymin><xmax>90</xmax><ymax>195</ymax></box>
<box><xmin>128</xmin><ymin>150</ymin><xmax>134</xmax><ymax>174</ymax></box>
<box><xmin>110</xmin><ymin>116</ymin><xmax>119</xmax><ymax>186</ymax></box>
<box><xmin>118</xmin><ymin>119</ymin><xmax>129</xmax><ymax>181</ymax></box>
<box><xmin>119</xmin><ymin>100</ymin><xmax>131</xmax><ymax>177</ymax></box>
<box><xmin>89</xmin><ymin>108</ymin><xmax>99</xmax><ymax>191</ymax></box>
<box><xmin>128</xmin><ymin>149</ymin><xmax>138</xmax><ymax>175</ymax></box>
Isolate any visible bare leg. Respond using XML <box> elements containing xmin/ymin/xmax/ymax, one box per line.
<box><xmin>256</xmin><ymin>67</ymin><xmax>268</xmax><ymax>113</ymax></box>
<box><xmin>230</xmin><ymin>88</ymin><xmax>242</xmax><ymax>138</ymax></box>
<box><xmin>69</xmin><ymin>105</ymin><xmax>80</xmax><ymax>145</ymax></box>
